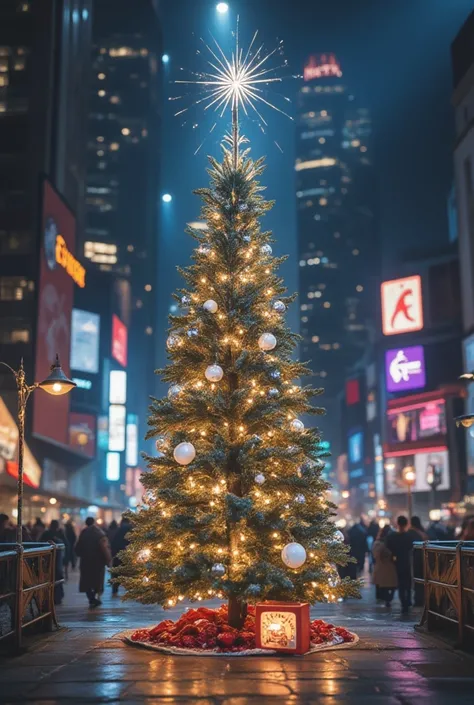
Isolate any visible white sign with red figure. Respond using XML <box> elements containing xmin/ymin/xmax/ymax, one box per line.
<box><xmin>381</xmin><ymin>275</ymin><xmax>423</xmax><ymax>336</ymax></box>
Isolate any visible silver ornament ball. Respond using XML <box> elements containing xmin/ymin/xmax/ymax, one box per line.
<box><xmin>242</xmin><ymin>234</ymin><xmax>251</xmax><ymax>243</ymax></box>
<box><xmin>205</xmin><ymin>364</ymin><xmax>224</xmax><ymax>382</ymax></box>
<box><xmin>273</xmin><ymin>300</ymin><xmax>286</xmax><ymax>313</ymax></box>
<box><xmin>187</xmin><ymin>327</ymin><xmax>199</xmax><ymax>338</ymax></box>
<box><xmin>168</xmin><ymin>384</ymin><xmax>183</xmax><ymax>399</ymax></box>
<box><xmin>290</xmin><ymin>419</ymin><xmax>305</xmax><ymax>433</ymax></box>
<box><xmin>255</xmin><ymin>473</ymin><xmax>265</xmax><ymax>485</ymax></box>
<box><xmin>181</xmin><ymin>294</ymin><xmax>191</xmax><ymax>306</ymax></box>
<box><xmin>211</xmin><ymin>563</ymin><xmax>226</xmax><ymax>577</ymax></box>
<box><xmin>333</xmin><ymin>530</ymin><xmax>345</xmax><ymax>543</ymax></box>
<box><xmin>281</xmin><ymin>542</ymin><xmax>307</xmax><ymax>569</ymax></box>
<box><xmin>198</xmin><ymin>244</ymin><xmax>211</xmax><ymax>255</ymax></box>
<box><xmin>166</xmin><ymin>334</ymin><xmax>182</xmax><ymax>349</ymax></box>
<box><xmin>295</xmin><ymin>494</ymin><xmax>306</xmax><ymax>504</ymax></box>
<box><xmin>258</xmin><ymin>332</ymin><xmax>277</xmax><ymax>351</ymax></box>
<box><xmin>269</xmin><ymin>369</ymin><xmax>281</xmax><ymax>380</ymax></box>
<box><xmin>268</xmin><ymin>388</ymin><xmax>279</xmax><ymax>398</ymax></box>
<box><xmin>260</xmin><ymin>244</ymin><xmax>272</xmax><ymax>256</ymax></box>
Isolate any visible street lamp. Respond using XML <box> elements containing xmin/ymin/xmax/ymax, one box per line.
<box><xmin>403</xmin><ymin>466</ymin><xmax>416</xmax><ymax>519</ymax></box>
<box><xmin>0</xmin><ymin>355</ymin><xmax>75</xmax><ymax>544</ymax></box>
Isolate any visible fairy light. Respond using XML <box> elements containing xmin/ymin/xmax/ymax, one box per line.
<box><xmin>217</xmin><ymin>547</ymin><xmax>224</xmax><ymax>554</ymax></box>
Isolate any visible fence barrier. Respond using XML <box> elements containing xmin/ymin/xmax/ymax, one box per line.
<box><xmin>0</xmin><ymin>542</ymin><xmax>64</xmax><ymax>651</ymax></box>
<box><xmin>413</xmin><ymin>540</ymin><xmax>474</xmax><ymax>648</ymax></box>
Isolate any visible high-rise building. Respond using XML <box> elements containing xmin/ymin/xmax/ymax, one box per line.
<box><xmin>296</xmin><ymin>54</ymin><xmax>376</xmax><ymax>450</ymax></box>
<box><xmin>0</xmin><ymin>0</ymin><xmax>94</xmax><ymax>520</ymax></box>
<box><xmin>82</xmin><ymin>0</ymin><xmax>161</xmax><ymax>502</ymax></box>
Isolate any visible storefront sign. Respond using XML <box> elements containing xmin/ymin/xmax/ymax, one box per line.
<box><xmin>381</xmin><ymin>275</ymin><xmax>423</xmax><ymax>336</ymax></box>
<box><xmin>385</xmin><ymin>345</ymin><xmax>426</xmax><ymax>393</ymax></box>
<box><xmin>387</xmin><ymin>399</ymin><xmax>446</xmax><ymax>445</ymax></box>
<box><xmin>385</xmin><ymin>449</ymin><xmax>450</xmax><ymax>494</ymax></box>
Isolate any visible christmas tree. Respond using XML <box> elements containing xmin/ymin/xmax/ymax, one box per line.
<box><xmin>116</xmin><ymin>35</ymin><xmax>359</xmax><ymax>629</ymax></box>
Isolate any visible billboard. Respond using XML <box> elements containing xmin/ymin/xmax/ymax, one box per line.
<box><xmin>109</xmin><ymin>370</ymin><xmax>127</xmax><ymax>405</ymax></box>
<box><xmin>387</xmin><ymin>399</ymin><xmax>447</xmax><ymax>445</ymax></box>
<box><xmin>69</xmin><ymin>412</ymin><xmax>96</xmax><ymax>458</ymax></box>
<box><xmin>112</xmin><ymin>314</ymin><xmax>127</xmax><ymax>367</ymax></box>
<box><xmin>33</xmin><ymin>179</ymin><xmax>77</xmax><ymax>446</ymax></box>
<box><xmin>385</xmin><ymin>449</ymin><xmax>450</xmax><ymax>494</ymax></box>
<box><xmin>126</xmin><ymin>413</ymin><xmax>138</xmax><ymax>467</ymax></box>
<box><xmin>346</xmin><ymin>379</ymin><xmax>360</xmax><ymax>405</ymax></box>
<box><xmin>106</xmin><ymin>452</ymin><xmax>121</xmax><ymax>481</ymax></box>
<box><xmin>385</xmin><ymin>346</ymin><xmax>426</xmax><ymax>393</ymax></box>
<box><xmin>381</xmin><ymin>275</ymin><xmax>423</xmax><ymax>336</ymax></box>
<box><xmin>0</xmin><ymin>398</ymin><xmax>41</xmax><ymax>488</ymax></box>
<box><xmin>348</xmin><ymin>431</ymin><xmax>363</xmax><ymax>464</ymax></box>
<box><xmin>108</xmin><ymin>404</ymin><xmax>126</xmax><ymax>451</ymax></box>
<box><xmin>70</xmin><ymin>309</ymin><xmax>100</xmax><ymax>374</ymax></box>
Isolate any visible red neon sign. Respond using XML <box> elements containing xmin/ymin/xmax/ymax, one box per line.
<box><xmin>111</xmin><ymin>314</ymin><xmax>128</xmax><ymax>367</ymax></box>
<box><xmin>381</xmin><ymin>275</ymin><xmax>423</xmax><ymax>336</ymax></box>
<box><xmin>304</xmin><ymin>54</ymin><xmax>342</xmax><ymax>81</ymax></box>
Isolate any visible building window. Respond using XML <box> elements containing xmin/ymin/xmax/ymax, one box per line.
<box><xmin>464</xmin><ymin>157</ymin><xmax>473</xmax><ymax>196</ymax></box>
<box><xmin>0</xmin><ymin>277</ymin><xmax>33</xmax><ymax>301</ymax></box>
<box><xmin>0</xmin><ymin>321</ymin><xmax>30</xmax><ymax>343</ymax></box>
<box><xmin>0</xmin><ymin>230</ymin><xmax>31</xmax><ymax>254</ymax></box>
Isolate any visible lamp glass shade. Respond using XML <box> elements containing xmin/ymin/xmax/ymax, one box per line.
<box><xmin>39</xmin><ymin>356</ymin><xmax>76</xmax><ymax>396</ymax></box>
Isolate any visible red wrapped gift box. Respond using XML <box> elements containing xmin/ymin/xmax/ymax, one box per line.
<box><xmin>255</xmin><ymin>601</ymin><xmax>310</xmax><ymax>654</ymax></box>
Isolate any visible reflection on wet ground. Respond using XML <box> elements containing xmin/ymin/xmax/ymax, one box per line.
<box><xmin>0</xmin><ymin>570</ymin><xmax>473</xmax><ymax>703</ymax></box>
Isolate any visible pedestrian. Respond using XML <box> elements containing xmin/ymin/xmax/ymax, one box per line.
<box><xmin>31</xmin><ymin>517</ymin><xmax>45</xmax><ymax>541</ymax></box>
<box><xmin>0</xmin><ymin>514</ymin><xmax>13</xmax><ymax>543</ymax></box>
<box><xmin>64</xmin><ymin>520</ymin><xmax>77</xmax><ymax>572</ymax></box>
<box><xmin>40</xmin><ymin>520</ymin><xmax>67</xmax><ymax>604</ymax></box>
<box><xmin>348</xmin><ymin>518</ymin><xmax>368</xmax><ymax>575</ymax></box>
<box><xmin>75</xmin><ymin>517</ymin><xmax>112</xmax><ymax>608</ymax></box>
<box><xmin>107</xmin><ymin>519</ymin><xmax>119</xmax><ymax>545</ymax></box>
<box><xmin>111</xmin><ymin>515</ymin><xmax>132</xmax><ymax>595</ymax></box>
<box><xmin>461</xmin><ymin>517</ymin><xmax>474</xmax><ymax>540</ymax></box>
<box><xmin>409</xmin><ymin>516</ymin><xmax>428</xmax><ymax>607</ymax></box>
<box><xmin>386</xmin><ymin>515</ymin><xmax>414</xmax><ymax>614</ymax></box>
<box><xmin>372</xmin><ymin>525</ymin><xmax>397</xmax><ymax>607</ymax></box>
<box><xmin>409</xmin><ymin>516</ymin><xmax>429</xmax><ymax>542</ymax></box>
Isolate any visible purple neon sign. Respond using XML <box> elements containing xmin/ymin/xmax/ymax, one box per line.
<box><xmin>385</xmin><ymin>345</ymin><xmax>426</xmax><ymax>393</ymax></box>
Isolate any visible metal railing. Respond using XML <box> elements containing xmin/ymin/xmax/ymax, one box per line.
<box><xmin>0</xmin><ymin>542</ymin><xmax>64</xmax><ymax>651</ymax></box>
<box><xmin>413</xmin><ymin>540</ymin><xmax>474</xmax><ymax>648</ymax></box>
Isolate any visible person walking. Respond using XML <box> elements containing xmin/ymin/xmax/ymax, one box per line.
<box><xmin>348</xmin><ymin>519</ymin><xmax>368</xmax><ymax>575</ymax></box>
<box><xmin>111</xmin><ymin>516</ymin><xmax>132</xmax><ymax>595</ymax></box>
<box><xmin>408</xmin><ymin>516</ymin><xmax>428</xmax><ymax>607</ymax></box>
<box><xmin>75</xmin><ymin>517</ymin><xmax>112</xmax><ymax>608</ymax></box>
<box><xmin>31</xmin><ymin>518</ymin><xmax>45</xmax><ymax>541</ymax></box>
<box><xmin>107</xmin><ymin>519</ymin><xmax>119</xmax><ymax>546</ymax></box>
<box><xmin>386</xmin><ymin>515</ymin><xmax>414</xmax><ymax>614</ymax></box>
<box><xmin>461</xmin><ymin>517</ymin><xmax>474</xmax><ymax>540</ymax></box>
<box><xmin>40</xmin><ymin>520</ymin><xmax>67</xmax><ymax>604</ymax></box>
<box><xmin>64</xmin><ymin>520</ymin><xmax>77</xmax><ymax>573</ymax></box>
<box><xmin>372</xmin><ymin>525</ymin><xmax>397</xmax><ymax>607</ymax></box>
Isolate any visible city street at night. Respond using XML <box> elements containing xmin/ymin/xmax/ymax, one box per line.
<box><xmin>0</xmin><ymin>577</ymin><xmax>473</xmax><ymax>704</ymax></box>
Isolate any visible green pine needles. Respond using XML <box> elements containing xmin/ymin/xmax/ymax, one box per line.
<box><xmin>116</xmin><ymin>134</ymin><xmax>359</xmax><ymax>628</ymax></box>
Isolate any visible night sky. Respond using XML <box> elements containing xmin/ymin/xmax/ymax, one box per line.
<box><xmin>157</xmin><ymin>0</ymin><xmax>474</xmax><ymax>366</ymax></box>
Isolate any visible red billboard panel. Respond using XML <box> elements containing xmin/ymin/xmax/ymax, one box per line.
<box><xmin>112</xmin><ymin>314</ymin><xmax>128</xmax><ymax>367</ymax></box>
<box><xmin>33</xmin><ymin>180</ymin><xmax>76</xmax><ymax>446</ymax></box>
<box><xmin>346</xmin><ymin>379</ymin><xmax>360</xmax><ymax>406</ymax></box>
<box><xmin>69</xmin><ymin>412</ymin><xmax>96</xmax><ymax>458</ymax></box>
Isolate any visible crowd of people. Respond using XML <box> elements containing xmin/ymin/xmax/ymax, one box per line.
<box><xmin>339</xmin><ymin>514</ymin><xmax>474</xmax><ymax>614</ymax></box>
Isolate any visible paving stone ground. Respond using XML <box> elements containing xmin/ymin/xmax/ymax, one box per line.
<box><xmin>0</xmin><ymin>570</ymin><xmax>473</xmax><ymax>704</ymax></box>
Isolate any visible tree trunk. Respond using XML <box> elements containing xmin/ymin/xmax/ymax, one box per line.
<box><xmin>228</xmin><ymin>596</ymin><xmax>247</xmax><ymax>630</ymax></box>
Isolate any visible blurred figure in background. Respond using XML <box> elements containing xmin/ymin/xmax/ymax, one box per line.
<box><xmin>409</xmin><ymin>516</ymin><xmax>428</xmax><ymax>607</ymax></box>
<box><xmin>65</xmin><ymin>520</ymin><xmax>77</xmax><ymax>573</ymax></box>
<box><xmin>40</xmin><ymin>519</ymin><xmax>67</xmax><ymax>604</ymax></box>
<box><xmin>107</xmin><ymin>519</ymin><xmax>119</xmax><ymax>545</ymax></box>
<box><xmin>348</xmin><ymin>518</ymin><xmax>368</xmax><ymax>575</ymax></box>
<box><xmin>461</xmin><ymin>517</ymin><xmax>474</xmax><ymax>541</ymax></box>
<box><xmin>111</xmin><ymin>515</ymin><xmax>132</xmax><ymax>595</ymax></box>
<box><xmin>427</xmin><ymin>519</ymin><xmax>447</xmax><ymax>541</ymax></box>
<box><xmin>409</xmin><ymin>516</ymin><xmax>429</xmax><ymax>541</ymax></box>
<box><xmin>372</xmin><ymin>525</ymin><xmax>397</xmax><ymax>607</ymax></box>
<box><xmin>75</xmin><ymin>517</ymin><xmax>111</xmax><ymax>608</ymax></box>
<box><xmin>387</xmin><ymin>515</ymin><xmax>414</xmax><ymax>614</ymax></box>
<box><xmin>31</xmin><ymin>518</ymin><xmax>45</xmax><ymax>541</ymax></box>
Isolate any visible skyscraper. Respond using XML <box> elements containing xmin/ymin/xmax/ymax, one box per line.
<box><xmin>296</xmin><ymin>54</ymin><xmax>376</xmax><ymax>449</ymax></box>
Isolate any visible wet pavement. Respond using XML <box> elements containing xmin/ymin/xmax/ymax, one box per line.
<box><xmin>0</xmin><ymin>570</ymin><xmax>473</xmax><ymax>704</ymax></box>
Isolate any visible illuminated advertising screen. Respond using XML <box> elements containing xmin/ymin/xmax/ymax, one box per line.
<box><xmin>109</xmin><ymin>370</ymin><xmax>127</xmax><ymax>405</ymax></box>
<box><xmin>0</xmin><ymin>397</ymin><xmax>41</xmax><ymax>488</ymax></box>
<box><xmin>348</xmin><ymin>431</ymin><xmax>363</xmax><ymax>464</ymax></box>
<box><xmin>346</xmin><ymin>379</ymin><xmax>360</xmax><ymax>405</ymax></box>
<box><xmin>70</xmin><ymin>309</ymin><xmax>100</xmax><ymax>374</ymax></box>
<box><xmin>106</xmin><ymin>452</ymin><xmax>121</xmax><ymax>481</ymax></box>
<box><xmin>381</xmin><ymin>275</ymin><xmax>423</xmax><ymax>336</ymax></box>
<box><xmin>112</xmin><ymin>314</ymin><xmax>127</xmax><ymax>367</ymax></box>
<box><xmin>385</xmin><ymin>345</ymin><xmax>426</xmax><ymax>393</ymax></box>
<box><xmin>69</xmin><ymin>412</ymin><xmax>96</xmax><ymax>458</ymax></box>
<box><xmin>387</xmin><ymin>399</ymin><xmax>447</xmax><ymax>445</ymax></box>
<box><xmin>385</xmin><ymin>449</ymin><xmax>450</xmax><ymax>494</ymax></box>
<box><xmin>463</xmin><ymin>333</ymin><xmax>474</xmax><ymax>476</ymax></box>
<box><xmin>126</xmin><ymin>413</ymin><xmax>138</xmax><ymax>467</ymax></box>
<box><xmin>108</xmin><ymin>404</ymin><xmax>126</xmax><ymax>451</ymax></box>
<box><xmin>33</xmin><ymin>179</ymin><xmax>77</xmax><ymax>446</ymax></box>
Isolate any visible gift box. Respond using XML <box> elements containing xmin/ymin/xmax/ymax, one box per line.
<box><xmin>255</xmin><ymin>601</ymin><xmax>310</xmax><ymax>654</ymax></box>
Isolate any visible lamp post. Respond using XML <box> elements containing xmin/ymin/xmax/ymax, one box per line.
<box><xmin>403</xmin><ymin>466</ymin><xmax>416</xmax><ymax>519</ymax></box>
<box><xmin>0</xmin><ymin>355</ymin><xmax>75</xmax><ymax>544</ymax></box>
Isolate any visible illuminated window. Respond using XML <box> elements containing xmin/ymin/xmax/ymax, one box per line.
<box><xmin>356</xmin><ymin>285</ymin><xmax>363</xmax><ymax>292</ymax></box>
<box><xmin>319</xmin><ymin>137</ymin><xmax>326</xmax><ymax>144</ymax></box>
<box><xmin>127</xmin><ymin>245</ymin><xmax>134</xmax><ymax>252</ymax></box>
<box><xmin>320</xmin><ymin>371</ymin><xmax>327</xmax><ymax>378</ymax></box>
<box><xmin>140</xmin><ymin>48</ymin><xmax>149</xmax><ymax>56</ymax></box>
<box><xmin>13</xmin><ymin>59</ymin><xmax>25</xmax><ymax>70</ymax></box>
<box><xmin>299</xmin><ymin>260</ymin><xmax>306</xmax><ymax>266</ymax></box>
<box><xmin>315</xmin><ymin>291</ymin><xmax>322</xmax><ymax>298</ymax></box>
<box><xmin>100</xmin><ymin>48</ymin><xmax>107</xmax><ymax>55</ymax></box>
<box><xmin>0</xmin><ymin>76</ymin><xmax>8</xmax><ymax>87</ymax></box>
<box><xmin>0</xmin><ymin>59</ymin><xmax>8</xmax><ymax>73</ymax></box>
<box><xmin>121</xmin><ymin>127</ymin><xmax>130</xmax><ymax>136</ymax></box>
<box><xmin>136</xmin><ymin>299</ymin><xmax>143</xmax><ymax>308</ymax></box>
<box><xmin>0</xmin><ymin>323</ymin><xmax>30</xmax><ymax>344</ymax></box>
<box><xmin>98</xmin><ymin>89</ymin><xmax>106</xmax><ymax>97</ymax></box>
<box><xmin>320</xmin><ymin>110</ymin><xmax>327</xmax><ymax>117</ymax></box>
<box><xmin>360</xmin><ymin>146</ymin><xmax>367</xmax><ymax>152</ymax></box>
<box><xmin>110</xmin><ymin>95</ymin><xmax>120</xmax><ymax>104</ymax></box>
<box><xmin>0</xmin><ymin>103</ymin><xmax>6</xmax><ymax>113</ymax></box>
<box><xmin>98</xmin><ymin>73</ymin><xmax>106</xmax><ymax>80</ymax></box>
<box><xmin>144</xmin><ymin>284</ymin><xmax>152</xmax><ymax>292</ymax></box>
<box><xmin>323</xmin><ymin>301</ymin><xmax>331</xmax><ymax>309</ymax></box>
<box><xmin>0</xmin><ymin>277</ymin><xmax>33</xmax><ymax>301</ymax></box>
<box><xmin>301</xmin><ymin>316</ymin><xmax>308</xmax><ymax>323</ymax></box>
<box><xmin>351</xmin><ymin>139</ymin><xmax>360</xmax><ymax>147</ymax></box>
<box><xmin>311</xmin><ymin>336</ymin><xmax>319</xmax><ymax>343</ymax></box>
<box><xmin>110</xmin><ymin>142</ymin><xmax>119</xmax><ymax>151</ymax></box>
<box><xmin>97</xmin><ymin>150</ymin><xmax>104</xmax><ymax>156</ymax></box>
<box><xmin>145</xmin><ymin>326</ymin><xmax>153</xmax><ymax>335</ymax></box>
<box><xmin>333</xmin><ymin>343</ymin><xmax>340</xmax><ymax>349</ymax></box>
<box><xmin>97</xmin><ymin>136</ymin><xmax>104</xmax><ymax>142</ymax></box>
<box><xmin>319</xmin><ymin>197</ymin><xmax>327</xmax><ymax>206</ymax></box>
<box><xmin>98</xmin><ymin>162</ymin><xmax>106</xmax><ymax>169</ymax></box>
<box><xmin>352</xmin><ymin>249</ymin><xmax>359</xmax><ymax>256</ymax></box>
<box><xmin>142</xmin><ymin>128</ymin><xmax>148</xmax><ymax>137</ymax></box>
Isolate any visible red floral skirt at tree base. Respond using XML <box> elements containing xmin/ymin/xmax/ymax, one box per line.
<box><xmin>130</xmin><ymin>604</ymin><xmax>355</xmax><ymax>653</ymax></box>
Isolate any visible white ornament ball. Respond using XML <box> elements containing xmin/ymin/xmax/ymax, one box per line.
<box><xmin>205</xmin><ymin>364</ymin><xmax>224</xmax><ymax>382</ymax></box>
<box><xmin>166</xmin><ymin>334</ymin><xmax>182</xmax><ymax>349</ymax></box>
<box><xmin>173</xmin><ymin>442</ymin><xmax>196</xmax><ymax>466</ymax></box>
<box><xmin>203</xmin><ymin>299</ymin><xmax>218</xmax><ymax>314</ymax></box>
<box><xmin>295</xmin><ymin>494</ymin><xmax>306</xmax><ymax>504</ymax></box>
<box><xmin>273</xmin><ymin>300</ymin><xmax>286</xmax><ymax>314</ymax></box>
<box><xmin>211</xmin><ymin>563</ymin><xmax>226</xmax><ymax>577</ymax></box>
<box><xmin>168</xmin><ymin>384</ymin><xmax>183</xmax><ymax>399</ymax></box>
<box><xmin>333</xmin><ymin>530</ymin><xmax>345</xmax><ymax>543</ymax></box>
<box><xmin>290</xmin><ymin>419</ymin><xmax>305</xmax><ymax>433</ymax></box>
<box><xmin>255</xmin><ymin>473</ymin><xmax>265</xmax><ymax>485</ymax></box>
<box><xmin>258</xmin><ymin>332</ymin><xmax>277</xmax><ymax>351</ymax></box>
<box><xmin>281</xmin><ymin>542</ymin><xmax>307</xmax><ymax>569</ymax></box>
<box><xmin>261</xmin><ymin>244</ymin><xmax>272</xmax><ymax>256</ymax></box>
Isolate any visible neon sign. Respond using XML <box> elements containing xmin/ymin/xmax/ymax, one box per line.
<box><xmin>304</xmin><ymin>54</ymin><xmax>342</xmax><ymax>81</ymax></box>
<box><xmin>381</xmin><ymin>275</ymin><xmax>423</xmax><ymax>336</ymax></box>
<box><xmin>56</xmin><ymin>235</ymin><xmax>86</xmax><ymax>288</ymax></box>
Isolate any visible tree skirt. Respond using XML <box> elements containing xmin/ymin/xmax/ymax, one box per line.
<box><xmin>122</xmin><ymin>604</ymin><xmax>359</xmax><ymax>657</ymax></box>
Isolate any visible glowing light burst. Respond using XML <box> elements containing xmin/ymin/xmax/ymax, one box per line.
<box><xmin>173</xmin><ymin>22</ymin><xmax>293</xmax><ymax>154</ymax></box>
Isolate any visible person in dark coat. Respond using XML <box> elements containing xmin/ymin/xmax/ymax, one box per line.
<box><xmin>40</xmin><ymin>520</ymin><xmax>67</xmax><ymax>605</ymax></box>
<box><xmin>107</xmin><ymin>519</ymin><xmax>119</xmax><ymax>546</ymax></box>
<box><xmin>111</xmin><ymin>516</ymin><xmax>132</xmax><ymax>595</ymax></box>
<box><xmin>64</xmin><ymin>520</ymin><xmax>77</xmax><ymax>571</ymax></box>
<box><xmin>348</xmin><ymin>520</ymin><xmax>368</xmax><ymax>575</ymax></box>
<box><xmin>31</xmin><ymin>518</ymin><xmax>45</xmax><ymax>541</ymax></box>
<box><xmin>75</xmin><ymin>517</ymin><xmax>112</xmax><ymax>607</ymax></box>
<box><xmin>372</xmin><ymin>525</ymin><xmax>397</xmax><ymax>607</ymax></box>
<box><xmin>386</xmin><ymin>515</ymin><xmax>414</xmax><ymax>614</ymax></box>
<box><xmin>408</xmin><ymin>516</ymin><xmax>428</xmax><ymax>607</ymax></box>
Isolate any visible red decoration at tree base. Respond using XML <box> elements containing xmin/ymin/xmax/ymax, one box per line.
<box><xmin>129</xmin><ymin>604</ymin><xmax>355</xmax><ymax>654</ymax></box>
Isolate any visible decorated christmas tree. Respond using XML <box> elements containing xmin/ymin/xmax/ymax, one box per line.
<box><xmin>116</xmin><ymin>32</ymin><xmax>359</xmax><ymax>636</ymax></box>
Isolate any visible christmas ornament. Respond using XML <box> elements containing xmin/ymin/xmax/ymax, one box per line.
<box><xmin>273</xmin><ymin>300</ymin><xmax>286</xmax><ymax>313</ymax></box>
<box><xmin>168</xmin><ymin>384</ymin><xmax>183</xmax><ymax>399</ymax></box>
<box><xmin>166</xmin><ymin>334</ymin><xmax>182</xmax><ymax>349</ymax></box>
<box><xmin>211</xmin><ymin>563</ymin><xmax>226</xmax><ymax>577</ymax></box>
<box><xmin>290</xmin><ymin>419</ymin><xmax>305</xmax><ymax>433</ymax></box>
<box><xmin>269</xmin><ymin>369</ymin><xmax>281</xmax><ymax>380</ymax></box>
<box><xmin>295</xmin><ymin>494</ymin><xmax>306</xmax><ymax>503</ymax></box>
<box><xmin>333</xmin><ymin>530</ymin><xmax>345</xmax><ymax>543</ymax></box>
<box><xmin>205</xmin><ymin>364</ymin><xmax>223</xmax><ymax>382</ymax></box>
<box><xmin>187</xmin><ymin>327</ymin><xmax>199</xmax><ymax>338</ymax></box>
<box><xmin>198</xmin><ymin>244</ymin><xmax>211</xmax><ymax>255</ymax></box>
<box><xmin>255</xmin><ymin>473</ymin><xmax>265</xmax><ymax>485</ymax></box>
<box><xmin>268</xmin><ymin>388</ymin><xmax>279</xmax><ymax>398</ymax></box>
<box><xmin>181</xmin><ymin>294</ymin><xmax>191</xmax><ymax>306</ymax></box>
<box><xmin>258</xmin><ymin>333</ymin><xmax>277</xmax><ymax>351</ymax></box>
<box><xmin>260</xmin><ymin>244</ymin><xmax>272</xmax><ymax>256</ymax></box>
<box><xmin>155</xmin><ymin>435</ymin><xmax>169</xmax><ymax>452</ymax></box>
<box><xmin>239</xmin><ymin>203</ymin><xmax>249</xmax><ymax>212</ymax></box>
<box><xmin>203</xmin><ymin>299</ymin><xmax>218</xmax><ymax>313</ymax></box>
<box><xmin>281</xmin><ymin>542</ymin><xmax>307</xmax><ymax>569</ymax></box>
<box><xmin>242</xmin><ymin>234</ymin><xmax>251</xmax><ymax>242</ymax></box>
<box><xmin>173</xmin><ymin>442</ymin><xmax>196</xmax><ymax>466</ymax></box>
